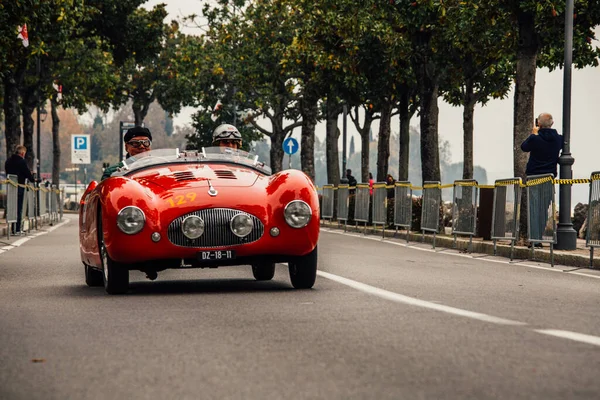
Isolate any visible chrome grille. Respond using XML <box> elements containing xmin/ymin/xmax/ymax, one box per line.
<box><xmin>168</xmin><ymin>208</ymin><xmax>264</xmax><ymax>247</ymax></box>
<box><xmin>173</xmin><ymin>171</ymin><xmax>195</xmax><ymax>181</ymax></box>
<box><xmin>214</xmin><ymin>169</ymin><xmax>236</xmax><ymax>179</ymax></box>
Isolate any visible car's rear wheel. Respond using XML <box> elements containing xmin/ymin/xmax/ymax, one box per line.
<box><xmin>99</xmin><ymin>212</ymin><xmax>129</xmax><ymax>295</ymax></box>
<box><xmin>84</xmin><ymin>264</ymin><xmax>103</xmax><ymax>287</ymax></box>
<box><xmin>252</xmin><ymin>262</ymin><xmax>276</xmax><ymax>281</ymax></box>
<box><xmin>288</xmin><ymin>246</ymin><xmax>317</xmax><ymax>289</ymax></box>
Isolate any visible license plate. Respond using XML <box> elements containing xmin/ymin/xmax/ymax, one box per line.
<box><xmin>197</xmin><ymin>250</ymin><xmax>236</xmax><ymax>261</ymax></box>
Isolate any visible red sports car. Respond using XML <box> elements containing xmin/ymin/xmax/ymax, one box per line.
<box><xmin>79</xmin><ymin>147</ymin><xmax>320</xmax><ymax>294</ymax></box>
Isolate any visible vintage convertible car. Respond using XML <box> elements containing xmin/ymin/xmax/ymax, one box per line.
<box><xmin>79</xmin><ymin>147</ymin><xmax>320</xmax><ymax>294</ymax></box>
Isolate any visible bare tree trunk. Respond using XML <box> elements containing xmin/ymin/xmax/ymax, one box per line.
<box><xmin>132</xmin><ymin>97</ymin><xmax>151</xmax><ymax>126</ymax></box>
<box><xmin>420</xmin><ymin>81</ymin><xmax>441</xmax><ymax>183</ymax></box>
<box><xmin>462</xmin><ymin>80</ymin><xmax>476</xmax><ymax>180</ymax></box>
<box><xmin>3</xmin><ymin>75</ymin><xmax>22</xmax><ymax>158</ymax></box>
<box><xmin>398</xmin><ymin>90</ymin><xmax>410</xmax><ymax>181</ymax></box>
<box><xmin>300</xmin><ymin>94</ymin><xmax>318</xmax><ymax>181</ymax></box>
<box><xmin>514</xmin><ymin>12</ymin><xmax>538</xmax><ymax>241</ymax></box>
<box><xmin>376</xmin><ymin>101</ymin><xmax>392</xmax><ymax>182</ymax></box>
<box><xmin>269</xmin><ymin>129</ymin><xmax>285</xmax><ymax>173</ymax></box>
<box><xmin>350</xmin><ymin>107</ymin><xmax>375</xmax><ymax>183</ymax></box>
<box><xmin>51</xmin><ymin>97</ymin><xmax>61</xmax><ymax>186</ymax></box>
<box><xmin>325</xmin><ymin>97</ymin><xmax>341</xmax><ymax>185</ymax></box>
<box><xmin>20</xmin><ymin>96</ymin><xmax>36</xmax><ymax>171</ymax></box>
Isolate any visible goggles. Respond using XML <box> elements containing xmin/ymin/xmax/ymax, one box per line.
<box><xmin>214</xmin><ymin>129</ymin><xmax>242</xmax><ymax>140</ymax></box>
<box><xmin>127</xmin><ymin>139</ymin><xmax>152</xmax><ymax>148</ymax></box>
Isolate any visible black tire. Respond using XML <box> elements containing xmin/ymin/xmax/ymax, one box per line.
<box><xmin>98</xmin><ymin>212</ymin><xmax>129</xmax><ymax>295</ymax></box>
<box><xmin>288</xmin><ymin>246</ymin><xmax>318</xmax><ymax>289</ymax></box>
<box><xmin>84</xmin><ymin>264</ymin><xmax>104</xmax><ymax>287</ymax></box>
<box><xmin>251</xmin><ymin>262</ymin><xmax>276</xmax><ymax>281</ymax></box>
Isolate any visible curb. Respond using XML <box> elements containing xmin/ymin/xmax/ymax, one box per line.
<box><xmin>321</xmin><ymin>221</ymin><xmax>599</xmax><ymax>270</ymax></box>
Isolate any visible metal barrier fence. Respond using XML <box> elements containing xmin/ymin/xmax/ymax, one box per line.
<box><xmin>452</xmin><ymin>180</ymin><xmax>478</xmax><ymax>252</ymax></box>
<box><xmin>26</xmin><ymin>180</ymin><xmax>35</xmax><ymax>233</ymax></box>
<box><xmin>372</xmin><ymin>183</ymin><xmax>387</xmax><ymax>236</ymax></box>
<box><xmin>321</xmin><ymin>185</ymin><xmax>335</xmax><ymax>220</ymax></box>
<box><xmin>586</xmin><ymin>172</ymin><xmax>600</xmax><ymax>267</ymax></box>
<box><xmin>421</xmin><ymin>181</ymin><xmax>441</xmax><ymax>248</ymax></box>
<box><xmin>393</xmin><ymin>182</ymin><xmax>413</xmax><ymax>242</ymax></box>
<box><xmin>5</xmin><ymin>174</ymin><xmax>18</xmax><ymax>239</ymax></box>
<box><xmin>336</xmin><ymin>184</ymin><xmax>350</xmax><ymax>228</ymax></box>
<box><xmin>354</xmin><ymin>183</ymin><xmax>371</xmax><ymax>231</ymax></box>
<box><xmin>491</xmin><ymin>178</ymin><xmax>522</xmax><ymax>260</ymax></box>
<box><xmin>526</xmin><ymin>174</ymin><xmax>556</xmax><ymax>266</ymax></box>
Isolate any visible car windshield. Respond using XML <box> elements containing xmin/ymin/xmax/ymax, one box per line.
<box><xmin>114</xmin><ymin>147</ymin><xmax>272</xmax><ymax>176</ymax></box>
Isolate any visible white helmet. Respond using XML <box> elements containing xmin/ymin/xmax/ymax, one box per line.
<box><xmin>212</xmin><ymin>124</ymin><xmax>242</xmax><ymax>144</ymax></box>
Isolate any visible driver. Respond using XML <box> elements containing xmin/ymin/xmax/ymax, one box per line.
<box><xmin>212</xmin><ymin>124</ymin><xmax>242</xmax><ymax>150</ymax></box>
<box><xmin>101</xmin><ymin>126</ymin><xmax>153</xmax><ymax>180</ymax></box>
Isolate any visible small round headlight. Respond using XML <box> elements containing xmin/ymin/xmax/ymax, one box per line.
<box><xmin>230</xmin><ymin>213</ymin><xmax>253</xmax><ymax>238</ymax></box>
<box><xmin>116</xmin><ymin>206</ymin><xmax>145</xmax><ymax>235</ymax></box>
<box><xmin>284</xmin><ymin>200</ymin><xmax>312</xmax><ymax>228</ymax></box>
<box><xmin>182</xmin><ymin>215</ymin><xmax>204</xmax><ymax>239</ymax></box>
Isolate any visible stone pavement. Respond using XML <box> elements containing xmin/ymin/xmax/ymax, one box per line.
<box><xmin>321</xmin><ymin>220</ymin><xmax>599</xmax><ymax>270</ymax></box>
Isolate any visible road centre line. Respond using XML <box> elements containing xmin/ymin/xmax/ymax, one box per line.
<box><xmin>322</xmin><ymin>229</ymin><xmax>600</xmax><ymax>280</ymax></box>
<box><xmin>318</xmin><ymin>270</ymin><xmax>600</xmax><ymax>348</ymax></box>
<box><xmin>534</xmin><ymin>329</ymin><xmax>600</xmax><ymax>347</ymax></box>
<box><xmin>317</xmin><ymin>270</ymin><xmax>526</xmax><ymax>326</ymax></box>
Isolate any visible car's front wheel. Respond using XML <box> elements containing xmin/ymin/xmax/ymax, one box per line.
<box><xmin>84</xmin><ymin>264</ymin><xmax>103</xmax><ymax>287</ymax></box>
<box><xmin>288</xmin><ymin>246</ymin><xmax>317</xmax><ymax>289</ymax></box>
<box><xmin>252</xmin><ymin>262</ymin><xmax>276</xmax><ymax>281</ymax></box>
<box><xmin>99</xmin><ymin>213</ymin><xmax>129</xmax><ymax>294</ymax></box>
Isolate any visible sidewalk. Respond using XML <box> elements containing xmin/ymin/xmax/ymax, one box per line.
<box><xmin>321</xmin><ymin>220</ymin><xmax>599</xmax><ymax>269</ymax></box>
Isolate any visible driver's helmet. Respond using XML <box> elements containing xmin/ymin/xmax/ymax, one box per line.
<box><xmin>212</xmin><ymin>124</ymin><xmax>242</xmax><ymax>146</ymax></box>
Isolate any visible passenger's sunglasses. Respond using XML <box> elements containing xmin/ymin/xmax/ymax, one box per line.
<box><xmin>127</xmin><ymin>139</ymin><xmax>151</xmax><ymax>148</ymax></box>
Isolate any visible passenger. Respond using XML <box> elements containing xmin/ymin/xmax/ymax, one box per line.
<box><xmin>212</xmin><ymin>124</ymin><xmax>242</xmax><ymax>150</ymax></box>
<box><xmin>101</xmin><ymin>126</ymin><xmax>152</xmax><ymax>180</ymax></box>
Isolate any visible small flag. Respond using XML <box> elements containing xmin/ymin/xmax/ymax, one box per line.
<box><xmin>17</xmin><ymin>24</ymin><xmax>29</xmax><ymax>47</ymax></box>
<box><xmin>53</xmin><ymin>82</ymin><xmax>63</xmax><ymax>101</ymax></box>
<box><xmin>211</xmin><ymin>100</ymin><xmax>222</xmax><ymax>122</ymax></box>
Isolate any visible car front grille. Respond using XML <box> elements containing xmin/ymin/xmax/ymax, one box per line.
<box><xmin>167</xmin><ymin>208</ymin><xmax>264</xmax><ymax>248</ymax></box>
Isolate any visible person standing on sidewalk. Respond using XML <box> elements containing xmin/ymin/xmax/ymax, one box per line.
<box><xmin>5</xmin><ymin>145</ymin><xmax>35</xmax><ymax>234</ymax></box>
<box><xmin>520</xmin><ymin>113</ymin><xmax>564</xmax><ymax>243</ymax></box>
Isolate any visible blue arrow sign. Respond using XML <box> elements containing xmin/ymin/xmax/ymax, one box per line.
<box><xmin>283</xmin><ymin>137</ymin><xmax>299</xmax><ymax>155</ymax></box>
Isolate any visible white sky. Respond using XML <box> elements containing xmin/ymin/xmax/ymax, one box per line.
<box><xmin>146</xmin><ymin>0</ymin><xmax>600</xmax><ymax>205</ymax></box>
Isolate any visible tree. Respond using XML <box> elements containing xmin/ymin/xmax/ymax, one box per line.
<box><xmin>442</xmin><ymin>2</ymin><xmax>514</xmax><ymax>179</ymax></box>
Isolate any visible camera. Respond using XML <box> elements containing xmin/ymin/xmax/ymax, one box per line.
<box><xmin>535</xmin><ymin>118</ymin><xmax>539</xmax><ymax>127</ymax></box>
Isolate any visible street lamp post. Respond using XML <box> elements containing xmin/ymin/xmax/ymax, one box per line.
<box><xmin>556</xmin><ymin>0</ymin><xmax>577</xmax><ymax>250</ymax></box>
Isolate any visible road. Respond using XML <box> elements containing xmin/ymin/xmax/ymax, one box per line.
<box><xmin>1</xmin><ymin>216</ymin><xmax>599</xmax><ymax>400</ymax></box>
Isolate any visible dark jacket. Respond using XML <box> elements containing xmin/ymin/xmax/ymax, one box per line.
<box><xmin>5</xmin><ymin>154</ymin><xmax>35</xmax><ymax>184</ymax></box>
<box><xmin>520</xmin><ymin>128</ymin><xmax>563</xmax><ymax>177</ymax></box>
<box><xmin>346</xmin><ymin>174</ymin><xmax>357</xmax><ymax>187</ymax></box>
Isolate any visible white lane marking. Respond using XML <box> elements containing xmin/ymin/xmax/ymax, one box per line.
<box><xmin>317</xmin><ymin>270</ymin><xmax>526</xmax><ymax>326</ymax></box>
<box><xmin>535</xmin><ymin>329</ymin><xmax>600</xmax><ymax>347</ymax></box>
<box><xmin>322</xmin><ymin>229</ymin><xmax>600</xmax><ymax>280</ymax></box>
<box><xmin>0</xmin><ymin>219</ymin><xmax>70</xmax><ymax>256</ymax></box>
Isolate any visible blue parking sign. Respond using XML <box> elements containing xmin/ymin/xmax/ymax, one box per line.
<box><xmin>74</xmin><ymin>136</ymin><xmax>88</xmax><ymax>150</ymax></box>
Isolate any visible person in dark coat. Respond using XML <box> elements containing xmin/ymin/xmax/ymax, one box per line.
<box><xmin>345</xmin><ymin>169</ymin><xmax>357</xmax><ymax>187</ymax></box>
<box><xmin>5</xmin><ymin>145</ymin><xmax>35</xmax><ymax>234</ymax></box>
<box><xmin>521</xmin><ymin>113</ymin><xmax>563</xmax><ymax>242</ymax></box>
<box><xmin>520</xmin><ymin>113</ymin><xmax>563</xmax><ymax>177</ymax></box>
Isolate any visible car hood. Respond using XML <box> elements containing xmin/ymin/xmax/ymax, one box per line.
<box><xmin>128</xmin><ymin>163</ymin><xmax>262</xmax><ymax>190</ymax></box>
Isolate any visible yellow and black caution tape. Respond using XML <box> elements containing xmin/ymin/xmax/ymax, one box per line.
<box><xmin>317</xmin><ymin>176</ymin><xmax>595</xmax><ymax>192</ymax></box>
<box><xmin>554</xmin><ymin>178</ymin><xmax>591</xmax><ymax>185</ymax></box>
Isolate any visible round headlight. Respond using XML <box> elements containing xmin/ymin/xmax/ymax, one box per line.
<box><xmin>116</xmin><ymin>206</ymin><xmax>145</xmax><ymax>235</ymax></box>
<box><xmin>182</xmin><ymin>215</ymin><xmax>204</xmax><ymax>239</ymax></box>
<box><xmin>230</xmin><ymin>213</ymin><xmax>253</xmax><ymax>238</ymax></box>
<box><xmin>284</xmin><ymin>200</ymin><xmax>312</xmax><ymax>228</ymax></box>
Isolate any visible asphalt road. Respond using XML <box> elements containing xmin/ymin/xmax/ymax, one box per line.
<box><xmin>1</xmin><ymin>217</ymin><xmax>599</xmax><ymax>400</ymax></box>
